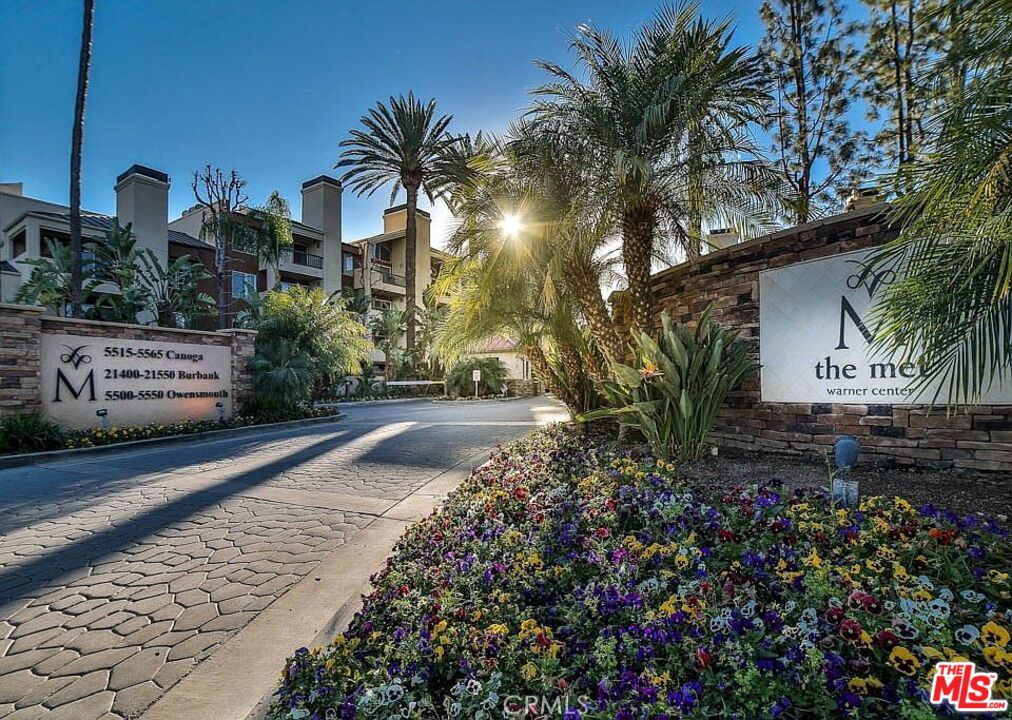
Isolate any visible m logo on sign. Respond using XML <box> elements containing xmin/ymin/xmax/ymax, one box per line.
<box><xmin>930</xmin><ymin>661</ymin><xmax>1007</xmax><ymax>713</ymax></box>
<box><xmin>54</xmin><ymin>345</ymin><xmax>96</xmax><ymax>402</ymax></box>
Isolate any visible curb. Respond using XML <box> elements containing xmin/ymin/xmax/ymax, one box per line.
<box><xmin>243</xmin><ymin>454</ymin><xmax>493</xmax><ymax>720</ymax></box>
<box><xmin>0</xmin><ymin>413</ymin><xmax>344</xmax><ymax>470</ymax></box>
<box><xmin>320</xmin><ymin>397</ymin><xmax>433</xmax><ymax>407</ymax></box>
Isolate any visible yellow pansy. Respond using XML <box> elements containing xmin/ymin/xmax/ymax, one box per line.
<box><xmin>889</xmin><ymin>647</ymin><xmax>921</xmax><ymax>676</ymax></box>
<box><xmin>982</xmin><ymin>621</ymin><xmax>1010</xmax><ymax>647</ymax></box>
<box><xmin>848</xmin><ymin>678</ymin><xmax>869</xmax><ymax>695</ymax></box>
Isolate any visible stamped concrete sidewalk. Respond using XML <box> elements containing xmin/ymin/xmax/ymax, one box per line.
<box><xmin>0</xmin><ymin>398</ymin><xmax>567</xmax><ymax>720</ymax></box>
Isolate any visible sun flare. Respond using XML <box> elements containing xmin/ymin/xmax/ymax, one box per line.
<box><xmin>498</xmin><ymin>212</ymin><xmax>524</xmax><ymax>239</ymax></box>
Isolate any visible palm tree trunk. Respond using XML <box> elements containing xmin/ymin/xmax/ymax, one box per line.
<box><xmin>686</xmin><ymin>128</ymin><xmax>704</xmax><ymax>258</ymax></box>
<box><xmin>404</xmin><ymin>185</ymin><xmax>419</xmax><ymax>352</ymax></box>
<box><xmin>569</xmin><ymin>261</ymin><xmax>624</xmax><ymax>366</ymax></box>
<box><xmin>69</xmin><ymin>0</ymin><xmax>94</xmax><ymax>318</ymax></box>
<box><xmin>216</xmin><ymin>233</ymin><xmax>227</xmax><ymax>329</ymax></box>
<box><xmin>523</xmin><ymin>345</ymin><xmax>570</xmax><ymax>406</ymax></box>
<box><xmin>621</xmin><ymin>202</ymin><xmax>657</xmax><ymax>336</ymax></box>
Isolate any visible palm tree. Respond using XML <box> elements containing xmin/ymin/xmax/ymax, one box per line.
<box><xmin>531</xmin><ymin>2</ymin><xmax>774</xmax><ymax>332</ymax></box>
<box><xmin>15</xmin><ymin>239</ymin><xmax>92</xmax><ymax>312</ymax></box>
<box><xmin>439</xmin><ymin>123</ymin><xmax>624</xmax><ymax>371</ymax></box>
<box><xmin>69</xmin><ymin>0</ymin><xmax>95</xmax><ymax>318</ymax></box>
<box><xmin>867</xmin><ymin>0</ymin><xmax>1012</xmax><ymax>406</ymax></box>
<box><xmin>248</xmin><ymin>190</ymin><xmax>293</xmax><ymax>287</ymax></box>
<box><xmin>337</xmin><ymin>92</ymin><xmax>455</xmax><ymax>351</ymax></box>
<box><xmin>369</xmin><ymin>308</ymin><xmax>407</xmax><ymax>382</ymax></box>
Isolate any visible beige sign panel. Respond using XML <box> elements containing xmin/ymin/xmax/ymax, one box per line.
<box><xmin>40</xmin><ymin>333</ymin><xmax>233</xmax><ymax>429</ymax></box>
<box><xmin>759</xmin><ymin>249</ymin><xmax>1012</xmax><ymax>404</ymax></box>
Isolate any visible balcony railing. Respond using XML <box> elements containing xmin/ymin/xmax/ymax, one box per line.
<box><xmin>290</xmin><ymin>249</ymin><xmax>324</xmax><ymax>269</ymax></box>
<box><xmin>372</xmin><ymin>264</ymin><xmax>406</xmax><ymax>287</ymax></box>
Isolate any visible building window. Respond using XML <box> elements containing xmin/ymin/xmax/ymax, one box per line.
<box><xmin>232</xmin><ymin>270</ymin><xmax>257</xmax><ymax>299</ymax></box>
<box><xmin>9</xmin><ymin>230</ymin><xmax>26</xmax><ymax>258</ymax></box>
<box><xmin>371</xmin><ymin>242</ymin><xmax>392</xmax><ymax>263</ymax></box>
<box><xmin>343</xmin><ymin>253</ymin><xmax>355</xmax><ymax>274</ymax></box>
<box><xmin>372</xmin><ymin>298</ymin><xmax>392</xmax><ymax>311</ymax></box>
<box><xmin>40</xmin><ymin>229</ymin><xmax>96</xmax><ymax>270</ymax></box>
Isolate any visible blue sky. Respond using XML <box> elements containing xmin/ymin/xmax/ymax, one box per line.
<box><xmin>0</xmin><ymin>0</ymin><xmax>848</xmax><ymax>245</ymax></box>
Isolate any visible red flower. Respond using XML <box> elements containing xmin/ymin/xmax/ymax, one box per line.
<box><xmin>596</xmin><ymin>527</ymin><xmax>611</xmax><ymax>539</ymax></box>
<box><xmin>875</xmin><ymin>629</ymin><xmax>899</xmax><ymax>650</ymax></box>
<box><xmin>861</xmin><ymin>594</ymin><xmax>883</xmax><ymax>615</ymax></box>
<box><xmin>847</xmin><ymin>591</ymin><xmax>866</xmax><ymax>611</ymax></box>
<box><xmin>718</xmin><ymin>529</ymin><xmax>736</xmax><ymax>542</ymax></box>
<box><xmin>839</xmin><ymin>618</ymin><xmax>863</xmax><ymax>642</ymax></box>
<box><xmin>399</xmin><ymin>584</ymin><xmax>410</xmax><ymax>596</ymax></box>
<box><xmin>825</xmin><ymin>607</ymin><xmax>845</xmax><ymax>625</ymax></box>
<box><xmin>513</xmin><ymin>487</ymin><xmax>529</xmax><ymax>501</ymax></box>
<box><xmin>929</xmin><ymin>527</ymin><xmax>958</xmax><ymax>544</ymax></box>
<box><xmin>696</xmin><ymin>647</ymin><xmax>713</xmax><ymax>669</ymax></box>
<box><xmin>605</xmin><ymin>498</ymin><xmax>617</xmax><ymax>511</ymax></box>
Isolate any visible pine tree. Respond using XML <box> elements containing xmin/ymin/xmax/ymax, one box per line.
<box><xmin>760</xmin><ymin>0</ymin><xmax>865</xmax><ymax>223</ymax></box>
<box><xmin>858</xmin><ymin>0</ymin><xmax>942</xmax><ymax>169</ymax></box>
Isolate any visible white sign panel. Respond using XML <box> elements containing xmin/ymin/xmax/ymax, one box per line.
<box><xmin>40</xmin><ymin>333</ymin><xmax>233</xmax><ymax>429</ymax></box>
<box><xmin>759</xmin><ymin>249</ymin><xmax>1012</xmax><ymax>404</ymax></box>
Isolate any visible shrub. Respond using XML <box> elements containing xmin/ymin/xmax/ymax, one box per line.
<box><xmin>584</xmin><ymin>307</ymin><xmax>758</xmax><ymax>460</ymax></box>
<box><xmin>444</xmin><ymin>357</ymin><xmax>508</xmax><ymax>397</ymax></box>
<box><xmin>249</xmin><ymin>286</ymin><xmax>372</xmax><ymax>412</ymax></box>
<box><xmin>272</xmin><ymin>427</ymin><xmax>1012</xmax><ymax>720</ymax></box>
<box><xmin>0</xmin><ymin>412</ymin><xmax>66</xmax><ymax>454</ymax></box>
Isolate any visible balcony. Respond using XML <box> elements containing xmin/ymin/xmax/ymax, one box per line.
<box><xmin>291</xmin><ymin>249</ymin><xmax>323</xmax><ymax>269</ymax></box>
<box><xmin>278</xmin><ymin>248</ymin><xmax>325</xmax><ymax>279</ymax></box>
<box><xmin>371</xmin><ymin>263</ymin><xmax>406</xmax><ymax>292</ymax></box>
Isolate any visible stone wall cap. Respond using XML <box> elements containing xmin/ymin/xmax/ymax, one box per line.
<box><xmin>640</xmin><ymin>202</ymin><xmax>894</xmax><ymax>291</ymax></box>
<box><xmin>218</xmin><ymin>328</ymin><xmax>259</xmax><ymax>335</ymax></box>
<box><xmin>0</xmin><ymin>302</ymin><xmax>46</xmax><ymax>313</ymax></box>
<box><xmin>40</xmin><ymin>315</ymin><xmax>233</xmax><ymax>339</ymax></box>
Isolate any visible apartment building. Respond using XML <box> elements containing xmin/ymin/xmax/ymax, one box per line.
<box><xmin>346</xmin><ymin>205</ymin><xmax>452</xmax><ymax>366</ymax></box>
<box><xmin>0</xmin><ymin>166</ymin><xmax>358</xmax><ymax>327</ymax></box>
<box><xmin>346</xmin><ymin>207</ymin><xmax>532</xmax><ymax>383</ymax></box>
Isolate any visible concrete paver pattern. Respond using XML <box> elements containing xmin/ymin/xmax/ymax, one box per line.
<box><xmin>0</xmin><ymin>398</ymin><xmax>567</xmax><ymax>719</ymax></box>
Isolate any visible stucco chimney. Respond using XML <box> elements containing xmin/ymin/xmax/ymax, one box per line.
<box><xmin>845</xmin><ymin>185</ymin><xmax>881</xmax><ymax>212</ymax></box>
<box><xmin>301</xmin><ymin>176</ymin><xmax>342</xmax><ymax>236</ymax></box>
<box><xmin>301</xmin><ymin>176</ymin><xmax>343</xmax><ymax>293</ymax></box>
<box><xmin>115</xmin><ymin>165</ymin><xmax>169</xmax><ymax>267</ymax></box>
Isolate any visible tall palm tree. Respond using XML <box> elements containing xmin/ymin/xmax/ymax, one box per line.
<box><xmin>337</xmin><ymin>92</ymin><xmax>455</xmax><ymax>351</ymax></box>
<box><xmin>532</xmin><ymin>2</ymin><xmax>773</xmax><ymax>332</ymax></box>
<box><xmin>69</xmin><ymin>0</ymin><xmax>95</xmax><ymax>318</ymax></box>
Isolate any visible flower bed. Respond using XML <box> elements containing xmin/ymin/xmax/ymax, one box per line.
<box><xmin>273</xmin><ymin>427</ymin><xmax>1011</xmax><ymax>719</ymax></box>
<box><xmin>0</xmin><ymin>406</ymin><xmax>339</xmax><ymax>456</ymax></box>
<box><xmin>63</xmin><ymin>405</ymin><xmax>336</xmax><ymax>449</ymax></box>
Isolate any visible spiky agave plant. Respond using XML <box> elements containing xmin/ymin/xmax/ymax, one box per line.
<box><xmin>582</xmin><ymin>307</ymin><xmax>758</xmax><ymax>460</ymax></box>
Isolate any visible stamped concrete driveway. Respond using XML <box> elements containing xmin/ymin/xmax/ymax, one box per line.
<box><xmin>0</xmin><ymin>397</ymin><xmax>567</xmax><ymax>720</ymax></box>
